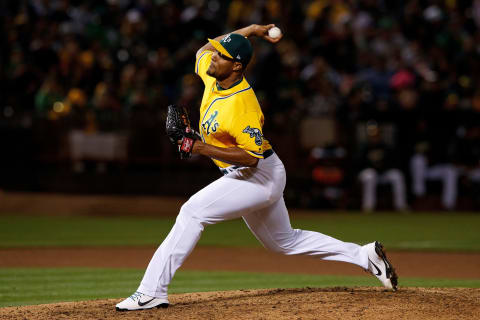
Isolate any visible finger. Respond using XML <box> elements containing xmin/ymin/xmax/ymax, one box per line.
<box><xmin>261</xmin><ymin>24</ymin><xmax>275</xmax><ymax>34</ymax></box>
<box><xmin>264</xmin><ymin>34</ymin><xmax>283</xmax><ymax>43</ymax></box>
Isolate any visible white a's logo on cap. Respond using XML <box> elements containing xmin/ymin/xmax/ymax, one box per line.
<box><xmin>236</xmin><ymin>54</ymin><xmax>241</xmax><ymax>59</ymax></box>
<box><xmin>222</xmin><ymin>34</ymin><xmax>232</xmax><ymax>43</ymax></box>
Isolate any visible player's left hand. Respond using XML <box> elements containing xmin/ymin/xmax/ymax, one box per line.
<box><xmin>166</xmin><ymin>104</ymin><xmax>199</xmax><ymax>159</ymax></box>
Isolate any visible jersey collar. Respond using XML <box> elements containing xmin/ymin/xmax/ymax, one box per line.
<box><xmin>216</xmin><ymin>77</ymin><xmax>243</xmax><ymax>91</ymax></box>
<box><xmin>214</xmin><ymin>77</ymin><xmax>248</xmax><ymax>95</ymax></box>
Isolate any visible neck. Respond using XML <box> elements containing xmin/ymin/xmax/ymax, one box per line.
<box><xmin>217</xmin><ymin>72</ymin><xmax>243</xmax><ymax>90</ymax></box>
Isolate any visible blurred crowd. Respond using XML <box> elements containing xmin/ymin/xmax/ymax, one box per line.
<box><xmin>1</xmin><ymin>0</ymin><xmax>480</xmax><ymax>210</ymax></box>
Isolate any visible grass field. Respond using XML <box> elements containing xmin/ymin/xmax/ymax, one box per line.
<box><xmin>1</xmin><ymin>212</ymin><xmax>479</xmax><ymax>250</ymax></box>
<box><xmin>1</xmin><ymin>212</ymin><xmax>479</xmax><ymax>307</ymax></box>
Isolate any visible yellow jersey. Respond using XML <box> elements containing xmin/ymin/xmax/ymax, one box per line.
<box><xmin>195</xmin><ymin>51</ymin><xmax>272</xmax><ymax>169</ymax></box>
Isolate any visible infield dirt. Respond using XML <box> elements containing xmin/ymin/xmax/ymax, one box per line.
<box><xmin>2</xmin><ymin>246</ymin><xmax>480</xmax><ymax>279</ymax></box>
<box><xmin>1</xmin><ymin>287</ymin><xmax>479</xmax><ymax>320</ymax></box>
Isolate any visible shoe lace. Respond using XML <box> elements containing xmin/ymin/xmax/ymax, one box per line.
<box><xmin>129</xmin><ymin>291</ymin><xmax>143</xmax><ymax>301</ymax></box>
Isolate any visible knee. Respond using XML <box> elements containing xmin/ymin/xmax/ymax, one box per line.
<box><xmin>267</xmin><ymin>243</ymin><xmax>291</xmax><ymax>254</ymax></box>
<box><xmin>179</xmin><ymin>198</ymin><xmax>195</xmax><ymax>216</ymax></box>
<box><xmin>265</xmin><ymin>230</ymin><xmax>297</xmax><ymax>255</ymax></box>
<box><xmin>177</xmin><ymin>199</ymin><xmax>202</xmax><ymax>225</ymax></box>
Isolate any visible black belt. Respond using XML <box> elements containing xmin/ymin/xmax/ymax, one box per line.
<box><xmin>219</xmin><ymin>149</ymin><xmax>274</xmax><ymax>175</ymax></box>
<box><xmin>263</xmin><ymin>149</ymin><xmax>274</xmax><ymax>159</ymax></box>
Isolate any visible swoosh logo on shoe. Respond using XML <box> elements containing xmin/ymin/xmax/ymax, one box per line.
<box><xmin>369</xmin><ymin>258</ymin><xmax>382</xmax><ymax>276</ymax></box>
<box><xmin>138</xmin><ymin>298</ymin><xmax>155</xmax><ymax>306</ymax></box>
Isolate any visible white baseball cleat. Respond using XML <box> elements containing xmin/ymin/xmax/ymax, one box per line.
<box><xmin>115</xmin><ymin>291</ymin><xmax>169</xmax><ymax>311</ymax></box>
<box><xmin>364</xmin><ymin>241</ymin><xmax>398</xmax><ymax>291</ymax></box>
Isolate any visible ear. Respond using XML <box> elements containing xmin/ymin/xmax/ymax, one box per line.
<box><xmin>233</xmin><ymin>61</ymin><xmax>243</xmax><ymax>72</ymax></box>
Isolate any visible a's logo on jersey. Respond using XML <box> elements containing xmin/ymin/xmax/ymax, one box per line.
<box><xmin>242</xmin><ymin>126</ymin><xmax>263</xmax><ymax>146</ymax></box>
<box><xmin>202</xmin><ymin>110</ymin><xmax>219</xmax><ymax>135</ymax></box>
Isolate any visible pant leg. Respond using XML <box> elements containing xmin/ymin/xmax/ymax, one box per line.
<box><xmin>410</xmin><ymin>154</ymin><xmax>427</xmax><ymax>196</ymax></box>
<box><xmin>137</xmin><ymin>169</ymin><xmax>276</xmax><ymax>298</ymax></box>
<box><xmin>359</xmin><ymin>168</ymin><xmax>378</xmax><ymax>211</ymax></box>
<box><xmin>242</xmin><ymin>197</ymin><xmax>369</xmax><ymax>269</ymax></box>
<box><xmin>380</xmin><ymin>169</ymin><xmax>407</xmax><ymax>210</ymax></box>
<box><xmin>137</xmin><ymin>154</ymin><xmax>286</xmax><ymax>298</ymax></box>
<box><xmin>426</xmin><ymin>164</ymin><xmax>458</xmax><ymax>209</ymax></box>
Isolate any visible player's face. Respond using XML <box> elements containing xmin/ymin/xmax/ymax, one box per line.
<box><xmin>207</xmin><ymin>51</ymin><xmax>235</xmax><ymax>80</ymax></box>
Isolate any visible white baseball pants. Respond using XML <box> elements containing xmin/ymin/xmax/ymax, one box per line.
<box><xmin>137</xmin><ymin>153</ymin><xmax>369</xmax><ymax>298</ymax></box>
<box><xmin>410</xmin><ymin>154</ymin><xmax>458</xmax><ymax>209</ymax></box>
<box><xmin>358</xmin><ymin>168</ymin><xmax>408</xmax><ymax>211</ymax></box>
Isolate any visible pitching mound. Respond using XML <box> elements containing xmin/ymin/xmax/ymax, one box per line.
<box><xmin>2</xmin><ymin>287</ymin><xmax>479</xmax><ymax>320</ymax></box>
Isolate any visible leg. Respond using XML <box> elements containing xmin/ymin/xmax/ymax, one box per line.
<box><xmin>381</xmin><ymin>169</ymin><xmax>407</xmax><ymax>210</ymax></box>
<box><xmin>358</xmin><ymin>168</ymin><xmax>378</xmax><ymax>212</ymax></box>
<box><xmin>137</xmin><ymin>169</ymin><xmax>278</xmax><ymax>298</ymax></box>
<box><xmin>242</xmin><ymin>197</ymin><xmax>369</xmax><ymax>269</ymax></box>
<box><xmin>243</xmin><ymin>198</ymin><xmax>398</xmax><ymax>290</ymax></box>
<box><xmin>426</xmin><ymin>164</ymin><xmax>459</xmax><ymax>210</ymax></box>
<box><xmin>410</xmin><ymin>153</ymin><xmax>427</xmax><ymax>197</ymax></box>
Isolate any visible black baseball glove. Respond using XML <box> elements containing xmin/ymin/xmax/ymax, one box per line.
<box><xmin>166</xmin><ymin>104</ymin><xmax>199</xmax><ymax>159</ymax></box>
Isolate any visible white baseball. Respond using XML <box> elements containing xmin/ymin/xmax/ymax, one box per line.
<box><xmin>268</xmin><ymin>27</ymin><xmax>282</xmax><ymax>39</ymax></box>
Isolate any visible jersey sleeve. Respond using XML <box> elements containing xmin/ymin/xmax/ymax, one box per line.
<box><xmin>230</xmin><ymin>112</ymin><xmax>266</xmax><ymax>159</ymax></box>
<box><xmin>195</xmin><ymin>51</ymin><xmax>213</xmax><ymax>84</ymax></box>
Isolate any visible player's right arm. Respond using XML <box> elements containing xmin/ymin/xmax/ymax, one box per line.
<box><xmin>195</xmin><ymin>24</ymin><xmax>282</xmax><ymax>60</ymax></box>
<box><xmin>194</xmin><ymin>24</ymin><xmax>282</xmax><ymax>84</ymax></box>
<box><xmin>192</xmin><ymin>142</ymin><xmax>259</xmax><ymax>167</ymax></box>
<box><xmin>191</xmin><ymin>110</ymin><xmax>267</xmax><ymax>167</ymax></box>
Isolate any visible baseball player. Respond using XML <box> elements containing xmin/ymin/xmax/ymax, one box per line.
<box><xmin>116</xmin><ymin>24</ymin><xmax>398</xmax><ymax>312</ymax></box>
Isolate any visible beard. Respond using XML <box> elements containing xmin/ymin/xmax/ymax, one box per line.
<box><xmin>207</xmin><ymin>61</ymin><xmax>230</xmax><ymax>81</ymax></box>
<box><xmin>206</xmin><ymin>63</ymin><xmax>215</xmax><ymax>77</ymax></box>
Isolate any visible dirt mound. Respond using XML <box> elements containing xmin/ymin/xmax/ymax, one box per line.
<box><xmin>2</xmin><ymin>287</ymin><xmax>479</xmax><ymax>320</ymax></box>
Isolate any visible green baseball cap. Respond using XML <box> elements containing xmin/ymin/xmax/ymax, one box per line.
<box><xmin>208</xmin><ymin>33</ymin><xmax>253</xmax><ymax>67</ymax></box>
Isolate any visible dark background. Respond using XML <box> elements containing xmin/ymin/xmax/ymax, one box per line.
<box><xmin>1</xmin><ymin>0</ymin><xmax>479</xmax><ymax>210</ymax></box>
